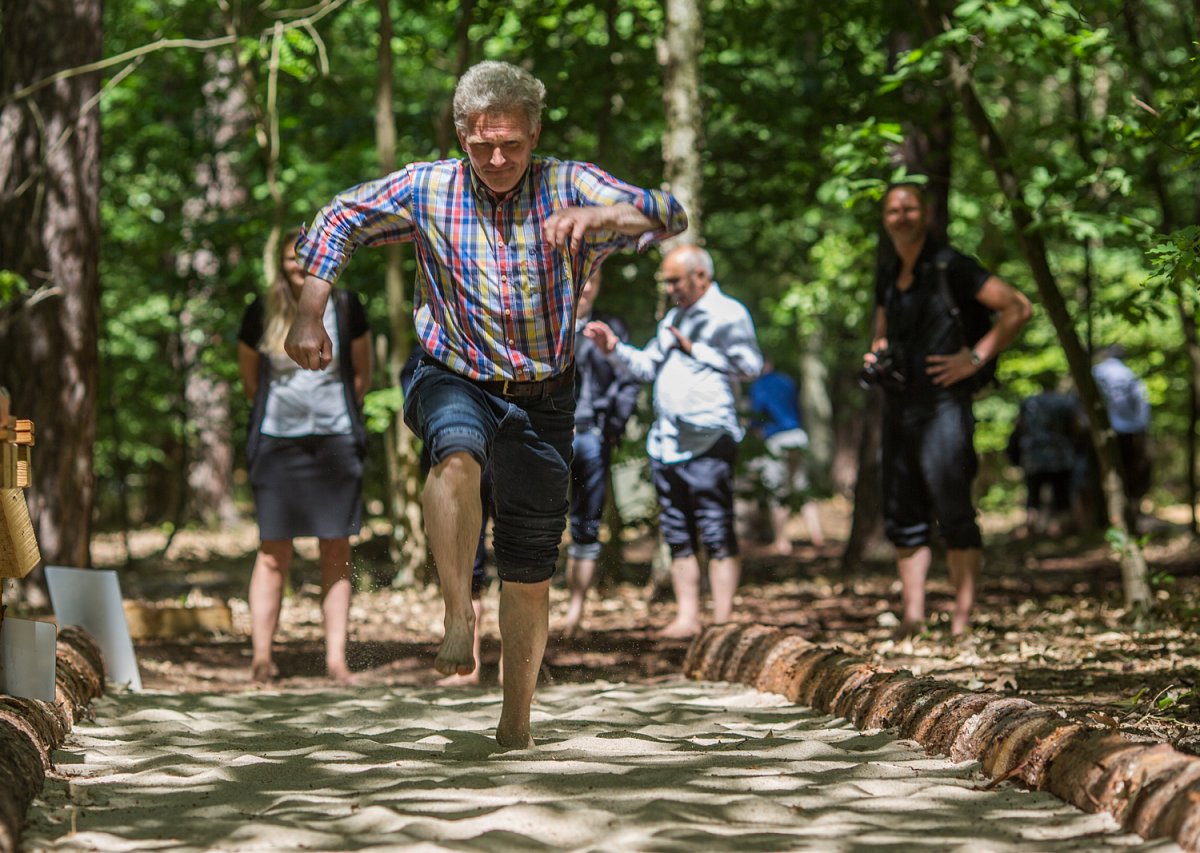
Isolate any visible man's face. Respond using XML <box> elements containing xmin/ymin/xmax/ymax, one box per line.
<box><xmin>660</xmin><ymin>255</ymin><xmax>707</xmax><ymax>309</ymax></box>
<box><xmin>458</xmin><ymin>110</ymin><xmax>540</xmax><ymax>195</ymax></box>
<box><xmin>882</xmin><ymin>187</ymin><xmax>929</xmax><ymax>248</ymax></box>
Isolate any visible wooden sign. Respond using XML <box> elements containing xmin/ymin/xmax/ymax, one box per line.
<box><xmin>0</xmin><ymin>490</ymin><xmax>38</xmax><ymax>580</ymax></box>
<box><xmin>0</xmin><ymin>387</ymin><xmax>39</xmax><ymax>579</ymax></box>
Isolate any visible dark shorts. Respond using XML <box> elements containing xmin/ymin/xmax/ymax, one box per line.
<box><xmin>403</xmin><ymin>360</ymin><xmax>575</xmax><ymax>583</ymax></box>
<box><xmin>650</xmin><ymin>434</ymin><xmax>739</xmax><ymax>560</ymax></box>
<box><xmin>881</xmin><ymin>393</ymin><xmax>982</xmax><ymax>550</ymax></box>
<box><xmin>249</xmin><ymin>433</ymin><xmax>364</xmax><ymax>541</ymax></box>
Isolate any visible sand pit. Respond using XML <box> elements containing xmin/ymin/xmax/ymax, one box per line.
<box><xmin>22</xmin><ymin>679</ymin><xmax>1177</xmax><ymax>852</ymax></box>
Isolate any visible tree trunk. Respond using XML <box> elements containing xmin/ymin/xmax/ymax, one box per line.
<box><xmin>916</xmin><ymin>0</ymin><xmax>1151</xmax><ymax>611</ymax></box>
<box><xmin>178</xmin><ymin>51</ymin><xmax>247</xmax><ymax>528</ymax></box>
<box><xmin>1120</xmin><ymin>0</ymin><xmax>1198</xmax><ymax>535</ymax></box>
<box><xmin>660</xmin><ymin>0</ymin><xmax>703</xmax><ymax>249</ymax></box>
<box><xmin>0</xmin><ymin>0</ymin><xmax>102</xmax><ymax>573</ymax></box>
<box><xmin>376</xmin><ymin>0</ymin><xmax>428</xmax><ymax>586</ymax></box>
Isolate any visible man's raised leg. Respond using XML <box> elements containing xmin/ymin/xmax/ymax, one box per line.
<box><xmin>497</xmin><ymin>578</ymin><xmax>550</xmax><ymax>748</ymax></box>
<box><xmin>424</xmin><ymin>451</ymin><xmax>482</xmax><ymax>676</ymax></box>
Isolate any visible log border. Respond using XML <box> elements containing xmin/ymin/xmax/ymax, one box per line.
<box><xmin>0</xmin><ymin>626</ymin><xmax>105</xmax><ymax>852</ymax></box>
<box><xmin>684</xmin><ymin>624</ymin><xmax>1200</xmax><ymax>852</ymax></box>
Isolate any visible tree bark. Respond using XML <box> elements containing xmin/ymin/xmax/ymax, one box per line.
<box><xmin>177</xmin><ymin>51</ymin><xmax>246</xmax><ymax>528</ymax></box>
<box><xmin>1120</xmin><ymin>0</ymin><xmax>1198</xmax><ymax>535</ymax></box>
<box><xmin>376</xmin><ymin>0</ymin><xmax>428</xmax><ymax>585</ymax></box>
<box><xmin>916</xmin><ymin>0</ymin><xmax>1151</xmax><ymax>610</ymax></box>
<box><xmin>660</xmin><ymin>0</ymin><xmax>703</xmax><ymax>249</ymax></box>
<box><xmin>0</xmin><ymin>0</ymin><xmax>102</xmax><ymax>571</ymax></box>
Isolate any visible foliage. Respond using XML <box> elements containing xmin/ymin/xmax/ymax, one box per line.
<box><xmin>88</xmin><ymin>0</ymin><xmax>1200</xmax><ymax>526</ymax></box>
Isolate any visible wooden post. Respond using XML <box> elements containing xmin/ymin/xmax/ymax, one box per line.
<box><xmin>0</xmin><ymin>388</ymin><xmax>40</xmax><ymax>600</ymax></box>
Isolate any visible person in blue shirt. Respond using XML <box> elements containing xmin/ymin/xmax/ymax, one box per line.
<box><xmin>747</xmin><ymin>359</ymin><xmax>825</xmax><ymax>555</ymax></box>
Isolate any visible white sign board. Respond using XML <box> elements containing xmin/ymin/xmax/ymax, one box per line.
<box><xmin>45</xmin><ymin>565</ymin><xmax>142</xmax><ymax>690</ymax></box>
<box><xmin>0</xmin><ymin>616</ymin><xmax>57</xmax><ymax>701</ymax></box>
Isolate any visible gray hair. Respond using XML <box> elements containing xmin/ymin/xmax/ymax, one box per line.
<box><xmin>453</xmin><ymin>61</ymin><xmax>546</xmax><ymax>133</ymax></box>
<box><xmin>673</xmin><ymin>244</ymin><xmax>715</xmax><ymax>279</ymax></box>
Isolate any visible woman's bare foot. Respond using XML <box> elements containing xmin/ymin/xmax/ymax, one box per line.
<box><xmin>656</xmin><ymin>619</ymin><xmax>701</xmax><ymax>640</ymax></box>
<box><xmin>249</xmin><ymin>660</ymin><xmax>278</xmax><ymax>684</ymax></box>
<box><xmin>437</xmin><ymin>670</ymin><xmax>481</xmax><ymax>687</ymax></box>
<box><xmin>892</xmin><ymin>619</ymin><xmax>924</xmax><ymax>641</ymax></box>
<box><xmin>326</xmin><ymin>661</ymin><xmax>356</xmax><ymax>686</ymax></box>
<box><xmin>434</xmin><ymin>615</ymin><xmax>477</xmax><ymax>676</ymax></box>
<box><xmin>769</xmin><ymin>539</ymin><xmax>794</xmax><ymax>557</ymax></box>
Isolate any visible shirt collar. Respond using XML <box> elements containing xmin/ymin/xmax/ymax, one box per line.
<box><xmin>466</xmin><ymin>157</ymin><xmax>538</xmax><ymax>204</ymax></box>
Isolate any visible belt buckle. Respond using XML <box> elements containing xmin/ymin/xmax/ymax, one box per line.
<box><xmin>501</xmin><ymin>379</ymin><xmax>512</xmax><ymax>396</ymax></box>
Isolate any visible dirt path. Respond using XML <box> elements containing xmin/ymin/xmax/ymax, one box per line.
<box><xmin>23</xmin><ymin>680</ymin><xmax>1174</xmax><ymax>852</ymax></box>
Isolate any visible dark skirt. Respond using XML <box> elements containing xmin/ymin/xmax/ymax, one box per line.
<box><xmin>249</xmin><ymin>433</ymin><xmax>364</xmax><ymax>540</ymax></box>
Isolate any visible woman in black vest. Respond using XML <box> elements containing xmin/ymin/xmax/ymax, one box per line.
<box><xmin>237</xmin><ymin>229</ymin><xmax>372</xmax><ymax>683</ymax></box>
<box><xmin>864</xmin><ymin>183</ymin><xmax>1030</xmax><ymax>638</ymax></box>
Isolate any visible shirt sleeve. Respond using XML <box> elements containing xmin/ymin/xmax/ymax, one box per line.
<box><xmin>568</xmin><ymin>162</ymin><xmax>687</xmax><ymax>254</ymax></box>
<box><xmin>688</xmin><ymin>303</ymin><xmax>763</xmax><ymax>382</ymax></box>
<box><xmin>237</xmin><ymin>298</ymin><xmax>264</xmax><ymax>348</ymax></box>
<box><xmin>296</xmin><ymin>166</ymin><xmax>419</xmax><ymax>284</ymax></box>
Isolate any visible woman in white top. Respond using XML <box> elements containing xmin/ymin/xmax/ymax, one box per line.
<box><xmin>237</xmin><ymin>229</ymin><xmax>372</xmax><ymax>684</ymax></box>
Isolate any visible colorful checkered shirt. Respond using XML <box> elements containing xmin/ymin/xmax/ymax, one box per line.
<box><xmin>296</xmin><ymin>156</ymin><xmax>686</xmax><ymax>382</ymax></box>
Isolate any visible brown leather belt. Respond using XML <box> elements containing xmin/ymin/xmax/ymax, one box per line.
<box><xmin>475</xmin><ymin>364</ymin><xmax>576</xmax><ymax>399</ymax></box>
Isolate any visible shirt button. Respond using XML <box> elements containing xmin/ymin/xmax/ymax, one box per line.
<box><xmin>508</xmin><ymin>339</ymin><xmax>515</xmax><ymax>346</ymax></box>
<box><xmin>505</xmin><ymin>309</ymin><xmax>512</xmax><ymax>316</ymax></box>
<box><xmin>501</xmin><ymin>275</ymin><xmax>508</xmax><ymax>283</ymax></box>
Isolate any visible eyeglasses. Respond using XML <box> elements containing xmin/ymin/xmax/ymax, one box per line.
<box><xmin>659</xmin><ymin>275</ymin><xmax>685</xmax><ymax>285</ymax></box>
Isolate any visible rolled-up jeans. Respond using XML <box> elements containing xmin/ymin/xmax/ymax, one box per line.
<box><xmin>403</xmin><ymin>359</ymin><xmax>575</xmax><ymax>583</ymax></box>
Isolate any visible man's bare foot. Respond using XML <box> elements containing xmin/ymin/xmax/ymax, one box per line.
<box><xmin>769</xmin><ymin>540</ymin><xmax>793</xmax><ymax>557</ymax></box>
<box><xmin>950</xmin><ymin>614</ymin><xmax>971</xmax><ymax>637</ymax></box>
<box><xmin>249</xmin><ymin>660</ymin><xmax>278</xmax><ymax>684</ymax></box>
<box><xmin>656</xmin><ymin>620</ymin><xmax>701</xmax><ymax>640</ymax></box>
<box><xmin>436</xmin><ymin>670</ymin><xmax>481</xmax><ymax>687</ymax></box>
<box><xmin>434</xmin><ymin>615</ymin><xmax>477</xmax><ymax>676</ymax></box>
<box><xmin>495</xmin><ymin>724</ymin><xmax>534</xmax><ymax>750</ymax></box>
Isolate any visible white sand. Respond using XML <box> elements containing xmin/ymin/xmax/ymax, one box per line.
<box><xmin>22</xmin><ymin>679</ymin><xmax>1179</xmax><ymax>852</ymax></box>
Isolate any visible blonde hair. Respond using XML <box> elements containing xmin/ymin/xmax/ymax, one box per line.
<box><xmin>260</xmin><ymin>228</ymin><xmax>304</xmax><ymax>355</ymax></box>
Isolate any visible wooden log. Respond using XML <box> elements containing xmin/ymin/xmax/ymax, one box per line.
<box><xmin>0</xmin><ymin>489</ymin><xmax>39</xmax><ymax>579</ymax></box>
<box><xmin>121</xmin><ymin>600</ymin><xmax>233</xmax><ymax>639</ymax></box>
<box><xmin>684</xmin><ymin>624</ymin><xmax>1200</xmax><ymax>852</ymax></box>
<box><xmin>0</xmin><ymin>626</ymin><xmax>105</xmax><ymax>853</ymax></box>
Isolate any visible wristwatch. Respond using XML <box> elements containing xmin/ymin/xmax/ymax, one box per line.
<box><xmin>968</xmin><ymin>349</ymin><xmax>984</xmax><ymax>367</ymax></box>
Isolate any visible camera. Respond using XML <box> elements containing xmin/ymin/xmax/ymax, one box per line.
<box><xmin>859</xmin><ymin>347</ymin><xmax>906</xmax><ymax>391</ymax></box>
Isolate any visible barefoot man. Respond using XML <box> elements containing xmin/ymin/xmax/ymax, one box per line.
<box><xmin>586</xmin><ymin>246</ymin><xmax>761</xmax><ymax>638</ymax></box>
<box><xmin>285</xmin><ymin>61</ymin><xmax>685</xmax><ymax>747</ymax></box>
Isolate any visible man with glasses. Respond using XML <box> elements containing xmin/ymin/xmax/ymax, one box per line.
<box><xmin>585</xmin><ymin>245</ymin><xmax>762</xmax><ymax>638</ymax></box>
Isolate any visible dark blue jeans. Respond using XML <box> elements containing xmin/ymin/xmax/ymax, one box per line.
<box><xmin>881</xmin><ymin>392</ymin><xmax>982</xmax><ymax>550</ymax></box>
<box><xmin>568</xmin><ymin>427</ymin><xmax>612</xmax><ymax>560</ymax></box>
<box><xmin>403</xmin><ymin>360</ymin><xmax>575</xmax><ymax>583</ymax></box>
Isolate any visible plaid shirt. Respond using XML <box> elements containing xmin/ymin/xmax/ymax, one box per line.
<box><xmin>297</xmin><ymin>156</ymin><xmax>686</xmax><ymax>381</ymax></box>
